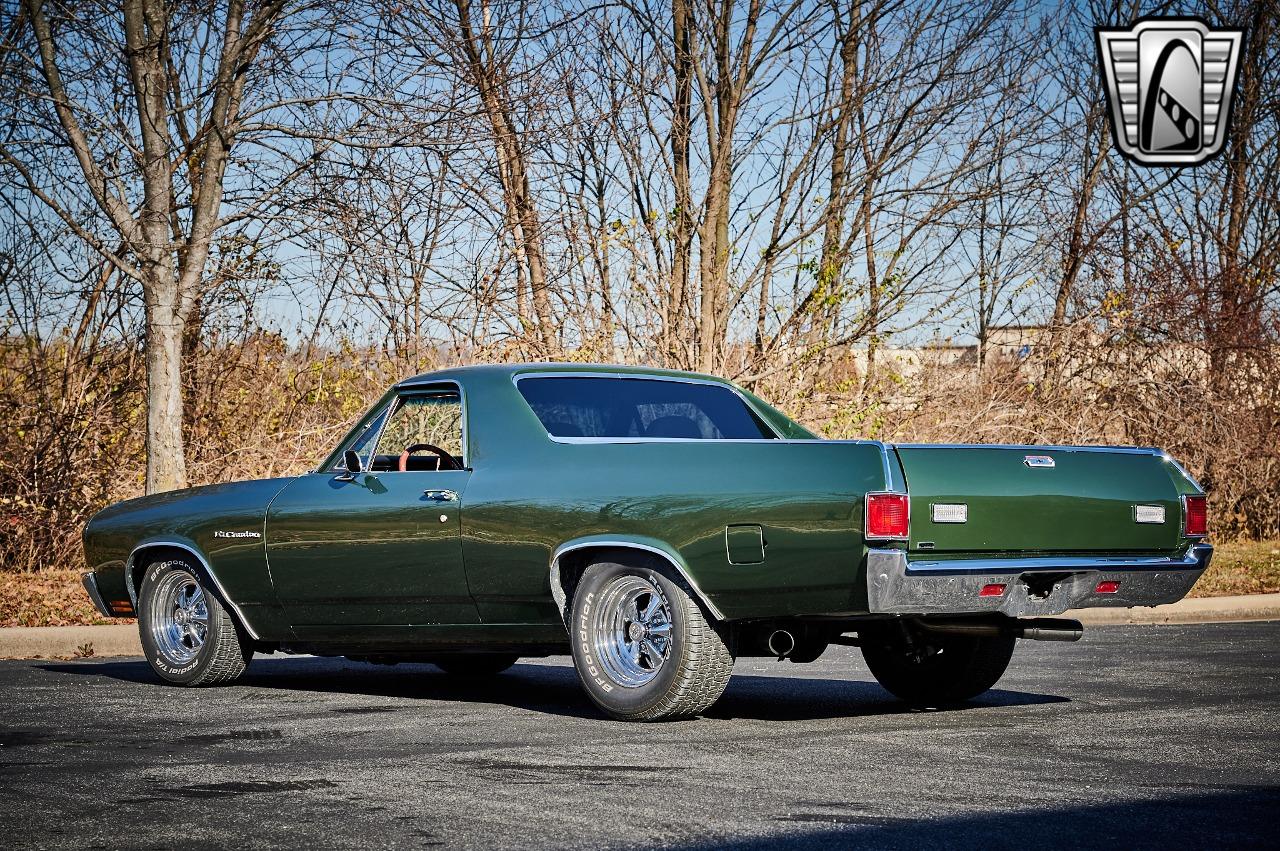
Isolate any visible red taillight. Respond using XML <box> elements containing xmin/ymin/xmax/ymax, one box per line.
<box><xmin>1095</xmin><ymin>580</ymin><xmax>1121</xmax><ymax>594</ymax></box>
<box><xmin>1183</xmin><ymin>495</ymin><xmax>1207</xmax><ymax>537</ymax></box>
<box><xmin>979</xmin><ymin>583</ymin><xmax>1007</xmax><ymax>597</ymax></box>
<box><xmin>866</xmin><ymin>493</ymin><xmax>910</xmax><ymax>539</ymax></box>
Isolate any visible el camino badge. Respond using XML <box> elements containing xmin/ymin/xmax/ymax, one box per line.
<box><xmin>213</xmin><ymin>530</ymin><xmax>261</xmax><ymax>539</ymax></box>
<box><xmin>1024</xmin><ymin>455</ymin><xmax>1055</xmax><ymax>469</ymax></box>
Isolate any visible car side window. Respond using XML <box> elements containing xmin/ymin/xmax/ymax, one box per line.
<box><xmin>372</xmin><ymin>391</ymin><xmax>464</xmax><ymax>471</ymax></box>
<box><xmin>516</xmin><ymin>376</ymin><xmax>776</xmax><ymax>439</ymax></box>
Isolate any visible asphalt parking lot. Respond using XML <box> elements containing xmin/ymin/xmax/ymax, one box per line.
<box><xmin>1</xmin><ymin>622</ymin><xmax>1276</xmax><ymax>850</ymax></box>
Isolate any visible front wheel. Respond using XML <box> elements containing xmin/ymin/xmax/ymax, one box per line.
<box><xmin>138</xmin><ymin>560</ymin><xmax>251</xmax><ymax>686</ymax></box>
<box><xmin>570</xmin><ymin>560</ymin><xmax>734</xmax><ymax>721</ymax></box>
<box><xmin>860</xmin><ymin>625</ymin><xmax>1014</xmax><ymax>706</ymax></box>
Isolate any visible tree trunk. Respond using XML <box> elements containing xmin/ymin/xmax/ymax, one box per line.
<box><xmin>810</xmin><ymin>1</ymin><xmax>861</xmax><ymax>351</ymax></box>
<box><xmin>125</xmin><ymin>0</ymin><xmax>189</xmax><ymax>492</ymax></box>
<box><xmin>1211</xmin><ymin>0</ymin><xmax>1271</xmax><ymax>383</ymax></box>
<box><xmin>668</xmin><ymin>0</ymin><xmax>693</xmax><ymax>366</ymax></box>
<box><xmin>454</xmin><ymin>0</ymin><xmax>555</xmax><ymax>355</ymax></box>
<box><xmin>144</xmin><ymin>294</ymin><xmax>188</xmax><ymax>492</ymax></box>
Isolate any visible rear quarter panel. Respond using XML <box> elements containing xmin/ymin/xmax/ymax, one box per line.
<box><xmin>458</xmin><ymin>370</ymin><xmax>891</xmax><ymax>622</ymax></box>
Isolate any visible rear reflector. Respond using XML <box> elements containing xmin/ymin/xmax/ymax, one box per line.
<box><xmin>979</xmin><ymin>583</ymin><xmax>1007</xmax><ymax>597</ymax></box>
<box><xmin>930</xmin><ymin>503</ymin><xmax>968</xmax><ymax>524</ymax></box>
<box><xmin>866</xmin><ymin>493</ymin><xmax>910</xmax><ymax>539</ymax></box>
<box><xmin>1095</xmin><ymin>580</ymin><xmax>1121</xmax><ymax>594</ymax></box>
<box><xmin>1183</xmin><ymin>495</ymin><xmax>1208</xmax><ymax>537</ymax></box>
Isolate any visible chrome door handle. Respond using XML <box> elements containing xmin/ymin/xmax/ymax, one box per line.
<box><xmin>423</xmin><ymin>489</ymin><xmax>458</xmax><ymax>502</ymax></box>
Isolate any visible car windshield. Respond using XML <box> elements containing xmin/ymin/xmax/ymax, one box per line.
<box><xmin>517</xmin><ymin>376</ymin><xmax>775</xmax><ymax>439</ymax></box>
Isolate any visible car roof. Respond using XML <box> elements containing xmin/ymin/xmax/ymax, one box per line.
<box><xmin>395</xmin><ymin>362</ymin><xmax>735</xmax><ymax>388</ymax></box>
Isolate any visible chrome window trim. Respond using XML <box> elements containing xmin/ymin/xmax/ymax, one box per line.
<box><xmin>326</xmin><ymin>379</ymin><xmax>469</xmax><ymax>473</ymax></box>
<box><xmin>375</xmin><ymin>380</ymin><xmax>469</xmax><ymax>470</ymax></box>
<box><xmin>125</xmin><ymin>541</ymin><xmax>260</xmax><ymax>640</ymax></box>
<box><xmin>511</xmin><ymin>370</ymin><xmax>783</xmax><ymax>441</ymax></box>
<box><xmin>893</xmin><ymin>443</ymin><xmax>1163</xmax><ymax>454</ymax></box>
<box><xmin>549</xmin><ymin>539</ymin><xmax>726</xmax><ymax>624</ymax></box>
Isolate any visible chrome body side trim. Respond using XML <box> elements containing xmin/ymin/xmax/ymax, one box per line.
<box><xmin>125</xmin><ymin>541</ymin><xmax>261</xmax><ymax>640</ymax></box>
<box><xmin>892</xmin><ymin>443</ymin><xmax>1164</xmax><ymax>454</ymax></box>
<box><xmin>549</xmin><ymin>539</ymin><xmax>727</xmax><ymax>626</ymax></box>
<box><xmin>866</xmin><ymin>544</ymin><xmax>1212</xmax><ymax>618</ymax></box>
<box><xmin>81</xmin><ymin>571</ymin><xmax>113</xmax><ymax>618</ymax></box>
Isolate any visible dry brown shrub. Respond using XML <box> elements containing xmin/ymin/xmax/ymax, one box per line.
<box><xmin>2</xmin><ymin>331</ymin><xmax>1276</xmax><ymax>627</ymax></box>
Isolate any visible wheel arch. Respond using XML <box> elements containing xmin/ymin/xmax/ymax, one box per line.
<box><xmin>549</xmin><ymin>536</ymin><xmax>725</xmax><ymax>627</ymax></box>
<box><xmin>125</xmin><ymin>539</ymin><xmax>260</xmax><ymax>640</ymax></box>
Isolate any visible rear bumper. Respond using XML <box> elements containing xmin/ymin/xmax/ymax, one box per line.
<box><xmin>866</xmin><ymin>544</ymin><xmax>1212</xmax><ymax>617</ymax></box>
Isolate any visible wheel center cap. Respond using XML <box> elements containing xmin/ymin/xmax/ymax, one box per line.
<box><xmin>174</xmin><ymin>609</ymin><xmax>189</xmax><ymax>625</ymax></box>
<box><xmin>627</xmin><ymin>622</ymin><xmax>646</xmax><ymax>641</ymax></box>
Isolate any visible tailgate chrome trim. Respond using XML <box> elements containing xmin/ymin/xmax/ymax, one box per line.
<box><xmin>904</xmin><ymin>546</ymin><xmax>1210</xmax><ymax>575</ymax></box>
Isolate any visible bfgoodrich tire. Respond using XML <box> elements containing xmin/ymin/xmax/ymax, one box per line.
<box><xmin>860</xmin><ymin>625</ymin><xmax>1014</xmax><ymax>706</ymax></box>
<box><xmin>138</xmin><ymin>559</ymin><xmax>252</xmax><ymax>686</ymax></box>
<box><xmin>570</xmin><ymin>559</ymin><xmax>734</xmax><ymax>721</ymax></box>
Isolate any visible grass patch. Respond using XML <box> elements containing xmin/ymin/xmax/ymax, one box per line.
<box><xmin>1192</xmin><ymin>539</ymin><xmax>1280</xmax><ymax>597</ymax></box>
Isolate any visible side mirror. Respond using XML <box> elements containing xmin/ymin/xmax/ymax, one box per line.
<box><xmin>342</xmin><ymin>450</ymin><xmax>362</xmax><ymax>477</ymax></box>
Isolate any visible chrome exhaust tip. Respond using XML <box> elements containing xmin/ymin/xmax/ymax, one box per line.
<box><xmin>767</xmin><ymin>629</ymin><xmax>796</xmax><ymax>659</ymax></box>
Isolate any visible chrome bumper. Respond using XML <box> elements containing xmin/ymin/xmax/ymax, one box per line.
<box><xmin>81</xmin><ymin>571</ymin><xmax>114</xmax><ymax>618</ymax></box>
<box><xmin>866</xmin><ymin>544</ymin><xmax>1212</xmax><ymax>617</ymax></box>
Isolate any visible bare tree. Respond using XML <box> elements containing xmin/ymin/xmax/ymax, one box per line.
<box><xmin>0</xmin><ymin>0</ymin><xmax>364</xmax><ymax>491</ymax></box>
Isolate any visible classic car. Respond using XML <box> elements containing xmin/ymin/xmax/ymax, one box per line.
<box><xmin>81</xmin><ymin>363</ymin><xmax>1212</xmax><ymax>720</ymax></box>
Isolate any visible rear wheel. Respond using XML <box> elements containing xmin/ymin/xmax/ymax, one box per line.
<box><xmin>860</xmin><ymin>625</ymin><xmax>1014</xmax><ymax>705</ymax></box>
<box><xmin>431</xmin><ymin>653</ymin><xmax>519</xmax><ymax>676</ymax></box>
<box><xmin>138</xmin><ymin>559</ymin><xmax>251</xmax><ymax>686</ymax></box>
<box><xmin>570</xmin><ymin>560</ymin><xmax>734</xmax><ymax>721</ymax></box>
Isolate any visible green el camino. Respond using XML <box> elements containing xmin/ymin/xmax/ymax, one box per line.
<box><xmin>81</xmin><ymin>363</ymin><xmax>1212</xmax><ymax>720</ymax></box>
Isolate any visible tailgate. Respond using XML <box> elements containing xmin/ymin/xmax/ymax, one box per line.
<box><xmin>894</xmin><ymin>446</ymin><xmax>1185</xmax><ymax>555</ymax></box>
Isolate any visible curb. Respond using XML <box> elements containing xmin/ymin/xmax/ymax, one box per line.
<box><xmin>3</xmin><ymin>594</ymin><xmax>1279</xmax><ymax>659</ymax></box>
<box><xmin>0</xmin><ymin>624</ymin><xmax>143</xmax><ymax>659</ymax></box>
<box><xmin>1068</xmin><ymin>592</ymin><xmax>1280</xmax><ymax>625</ymax></box>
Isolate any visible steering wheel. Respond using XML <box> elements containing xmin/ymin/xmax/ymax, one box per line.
<box><xmin>398</xmin><ymin>443</ymin><xmax>462</xmax><ymax>472</ymax></box>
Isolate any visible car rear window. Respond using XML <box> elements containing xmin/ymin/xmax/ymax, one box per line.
<box><xmin>517</xmin><ymin>377</ymin><xmax>776</xmax><ymax>440</ymax></box>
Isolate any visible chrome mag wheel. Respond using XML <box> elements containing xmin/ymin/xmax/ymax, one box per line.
<box><xmin>148</xmin><ymin>568</ymin><xmax>209</xmax><ymax>666</ymax></box>
<box><xmin>590</xmin><ymin>575</ymin><xmax>674</xmax><ymax>687</ymax></box>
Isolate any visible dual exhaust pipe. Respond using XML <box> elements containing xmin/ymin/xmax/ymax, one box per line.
<box><xmin>916</xmin><ymin>617</ymin><xmax>1083</xmax><ymax>642</ymax></box>
<box><xmin>764</xmin><ymin>616</ymin><xmax>1081</xmax><ymax>660</ymax></box>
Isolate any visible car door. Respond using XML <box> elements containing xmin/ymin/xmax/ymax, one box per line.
<box><xmin>264</xmin><ymin>383</ymin><xmax>478</xmax><ymax>629</ymax></box>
